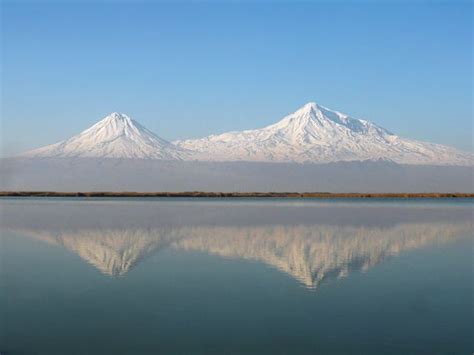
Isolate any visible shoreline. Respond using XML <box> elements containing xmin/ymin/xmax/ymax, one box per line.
<box><xmin>0</xmin><ymin>191</ymin><xmax>473</xmax><ymax>199</ymax></box>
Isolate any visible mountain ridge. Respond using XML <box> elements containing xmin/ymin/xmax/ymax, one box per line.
<box><xmin>175</xmin><ymin>102</ymin><xmax>472</xmax><ymax>165</ymax></box>
<box><xmin>19</xmin><ymin>103</ymin><xmax>473</xmax><ymax>166</ymax></box>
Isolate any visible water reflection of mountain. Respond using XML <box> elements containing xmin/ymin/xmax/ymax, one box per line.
<box><xmin>175</xmin><ymin>224</ymin><xmax>470</xmax><ymax>287</ymax></box>
<box><xmin>12</xmin><ymin>222</ymin><xmax>471</xmax><ymax>288</ymax></box>
<box><xmin>23</xmin><ymin>228</ymin><xmax>174</xmax><ymax>276</ymax></box>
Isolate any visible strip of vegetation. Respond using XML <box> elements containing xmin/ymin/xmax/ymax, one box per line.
<box><xmin>0</xmin><ymin>191</ymin><xmax>473</xmax><ymax>198</ymax></box>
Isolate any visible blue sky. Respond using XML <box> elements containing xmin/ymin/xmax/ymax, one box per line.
<box><xmin>2</xmin><ymin>0</ymin><xmax>472</xmax><ymax>155</ymax></box>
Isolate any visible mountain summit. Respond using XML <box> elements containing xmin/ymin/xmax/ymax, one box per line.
<box><xmin>175</xmin><ymin>102</ymin><xmax>472</xmax><ymax>165</ymax></box>
<box><xmin>21</xmin><ymin>112</ymin><xmax>188</xmax><ymax>159</ymax></box>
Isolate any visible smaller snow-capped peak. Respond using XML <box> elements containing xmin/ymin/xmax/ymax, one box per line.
<box><xmin>100</xmin><ymin>112</ymin><xmax>134</xmax><ymax>127</ymax></box>
<box><xmin>97</xmin><ymin>112</ymin><xmax>140</xmax><ymax>132</ymax></box>
<box><xmin>86</xmin><ymin>112</ymin><xmax>145</xmax><ymax>133</ymax></box>
<box><xmin>79</xmin><ymin>112</ymin><xmax>170</xmax><ymax>146</ymax></box>
<box><xmin>107</xmin><ymin>112</ymin><xmax>129</xmax><ymax>119</ymax></box>
<box><xmin>104</xmin><ymin>112</ymin><xmax>131</xmax><ymax>121</ymax></box>
<box><xmin>20</xmin><ymin>112</ymin><xmax>189</xmax><ymax>160</ymax></box>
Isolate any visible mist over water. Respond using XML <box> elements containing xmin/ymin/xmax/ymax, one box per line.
<box><xmin>1</xmin><ymin>158</ymin><xmax>473</xmax><ymax>192</ymax></box>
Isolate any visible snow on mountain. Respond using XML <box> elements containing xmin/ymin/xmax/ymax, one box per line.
<box><xmin>19</xmin><ymin>104</ymin><xmax>473</xmax><ymax>165</ymax></box>
<box><xmin>21</xmin><ymin>112</ymin><xmax>189</xmax><ymax>160</ymax></box>
<box><xmin>175</xmin><ymin>102</ymin><xmax>473</xmax><ymax>166</ymax></box>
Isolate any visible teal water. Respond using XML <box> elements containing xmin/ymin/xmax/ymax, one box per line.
<box><xmin>1</xmin><ymin>198</ymin><xmax>472</xmax><ymax>354</ymax></box>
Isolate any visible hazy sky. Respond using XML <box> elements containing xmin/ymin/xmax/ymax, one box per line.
<box><xmin>2</xmin><ymin>0</ymin><xmax>472</xmax><ymax>155</ymax></box>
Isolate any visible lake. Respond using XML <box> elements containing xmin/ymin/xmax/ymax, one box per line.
<box><xmin>0</xmin><ymin>198</ymin><xmax>472</xmax><ymax>354</ymax></box>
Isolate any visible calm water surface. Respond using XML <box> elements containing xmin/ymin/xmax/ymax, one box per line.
<box><xmin>0</xmin><ymin>198</ymin><xmax>472</xmax><ymax>354</ymax></box>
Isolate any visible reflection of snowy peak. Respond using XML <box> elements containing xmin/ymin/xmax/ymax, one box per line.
<box><xmin>21</xmin><ymin>113</ymin><xmax>189</xmax><ymax>160</ymax></box>
<box><xmin>28</xmin><ymin>228</ymin><xmax>171</xmax><ymax>276</ymax></box>
<box><xmin>175</xmin><ymin>102</ymin><xmax>472</xmax><ymax>165</ymax></box>
<box><xmin>174</xmin><ymin>223</ymin><xmax>468</xmax><ymax>288</ymax></box>
<box><xmin>15</xmin><ymin>222</ymin><xmax>469</xmax><ymax>287</ymax></box>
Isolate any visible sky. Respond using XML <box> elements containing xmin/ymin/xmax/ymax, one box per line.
<box><xmin>1</xmin><ymin>0</ymin><xmax>472</xmax><ymax>156</ymax></box>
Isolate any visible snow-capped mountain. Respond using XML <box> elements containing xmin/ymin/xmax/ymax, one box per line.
<box><xmin>21</xmin><ymin>112</ymin><xmax>189</xmax><ymax>160</ymax></box>
<box><xmin>175</xmin><ymin>102</ymin><xmax>472</xmax><ymax>165</ymax></box>
<box><xmin>19</xmin><ymin>104</ymin><xmax>472</xmax><ymax>165</ymax></box>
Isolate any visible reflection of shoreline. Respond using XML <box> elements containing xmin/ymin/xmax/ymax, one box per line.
<box><xmin>12</xmin><ymin>222</ymin><xmax>471</xmax><ymax>288</ymax></box>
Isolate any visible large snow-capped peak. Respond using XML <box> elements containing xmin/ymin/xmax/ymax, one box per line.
<box><xmin>174</xmin><ymin>102</ymin><xmax>472</xmax><ymax>165</ymax></box>
<box><xmin>261</xmin><ymin>101</ymin><xmax>392</xmax><ymax>143</ymax></box>
<box><xmin>21</xmin><ymin>112</ymin><xmax>188</xmax><ymax>160</ymax></box>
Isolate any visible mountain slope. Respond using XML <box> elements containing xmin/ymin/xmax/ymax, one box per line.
<box><xmin>21</xmin><ymin>112</ymin><xmax>188</xmax><ymax>160</ymax></box>
<box><xmin>175</xmin><ymin>102</ymin><xmax>472</xmax><ymax>165</ymax></box>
